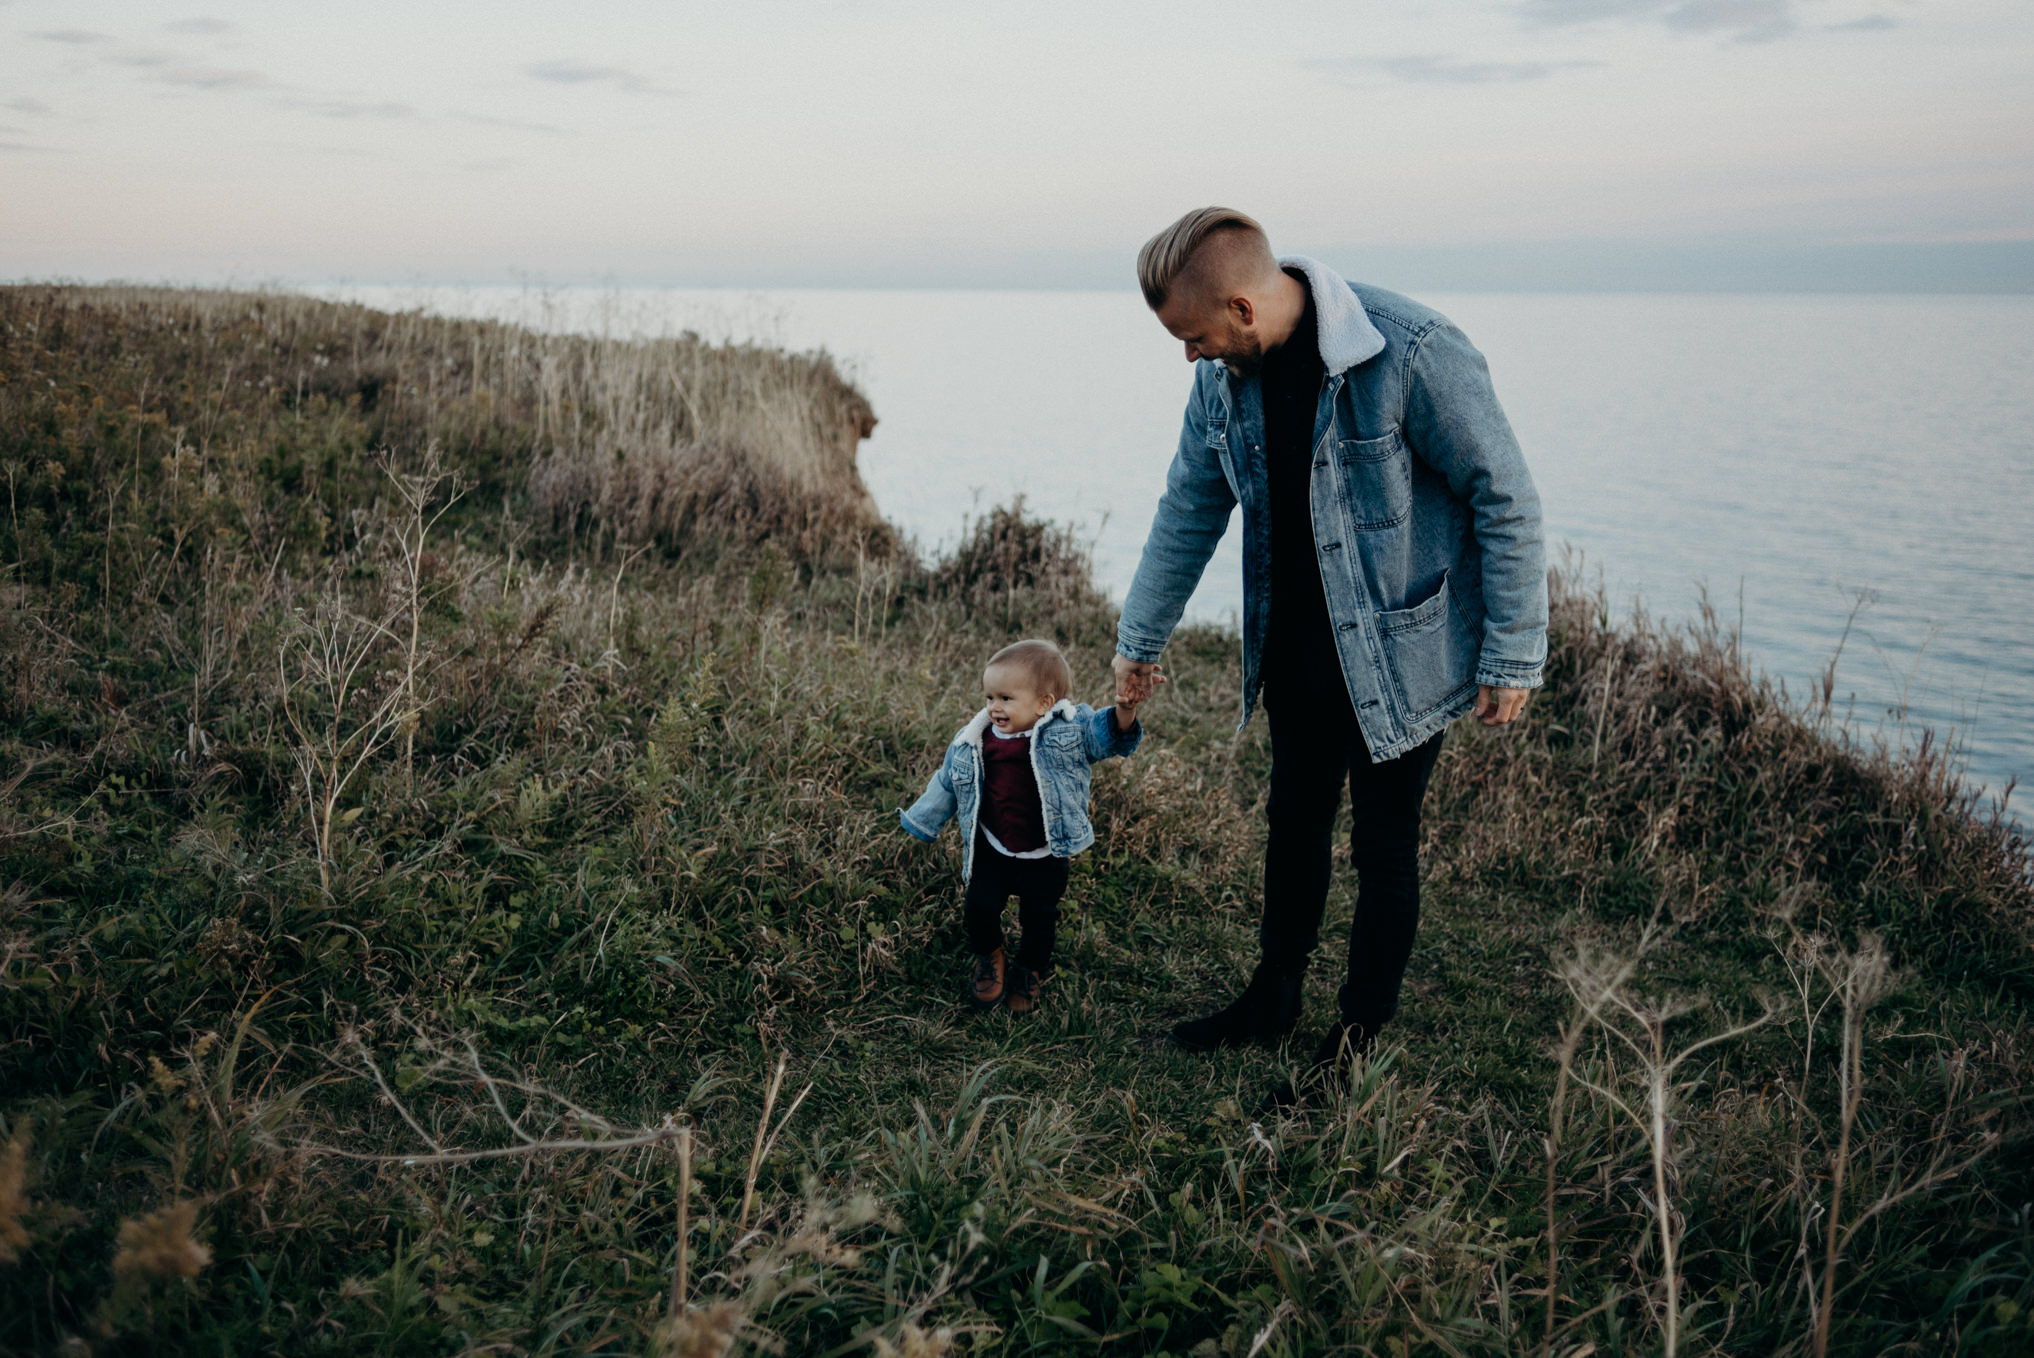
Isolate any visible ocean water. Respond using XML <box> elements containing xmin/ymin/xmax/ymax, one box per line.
<box><xmin>321</xmin><ymin>285</ymin><xmax>2033</xmax><ymax>817</ymax></box>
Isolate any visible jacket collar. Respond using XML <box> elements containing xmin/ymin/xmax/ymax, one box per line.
<box><xmin>957</xmin><ymin>699</ymin><xmax>1078</xmax><ymax>748</ymax></box>
<box><xmin>1277</xmin><ymin>255</ymin><xmax>1386</xmax><ymax>375</ymax></box>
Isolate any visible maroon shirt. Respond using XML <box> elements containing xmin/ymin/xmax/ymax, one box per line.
<box><xmin>979</xmin><ymin>730</ymin><xmax>1047</xmax><ymax>854</ymax></box>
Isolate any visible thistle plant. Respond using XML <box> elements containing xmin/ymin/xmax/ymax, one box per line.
<box><xmin>1552</xmin><ymin>926</ymin><xmax>1776</xmax><ymax>1358</ymax></box>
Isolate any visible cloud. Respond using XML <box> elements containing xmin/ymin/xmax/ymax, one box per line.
<box><xmin>4</xmin><ymin>97</ymin><xmax>52</xmax><ymax>115</ymax></box>
<box><xmin>1311</xmin><ymin>53</ymin><xmax>1606</xmax><ymax>85</ymax></box>
<box><xmin>452</xmin><ymin>110</ymin><xmax>573</xmax><ymax>136</ymax></box>
<box><xmin>165</xmin><ymin>18</ymin><xmax>232</xmax><ymax>35</ymax></box>
<box><xmin>1663</xmin><ymin>0</ymin><xmax>1795</xmax><ymax>41</ymax></box>
<box><xmin>158</xmin><ymin>65</ymin><xmax>266</xmax><ymax>90</ymax></box>
<box><xmin>30</xmin><ymin>28</ymin><xmax>112</xmax><ymax>44</ymax></box>
<box><xmin>267</xmin><ymin>98</ymin><xmax>564</xmax><ymax>134</ymax></box>
<box><xmin>1520</xmin><ymin>0</ymin><xmax>1799</xmax><ymax>40</ymax></box>
<box><xmin>524</xmin><ymin>58</ymin><xmax>675</xmax><ymax>95</ymax></box>
<box><xmin>284</xmin><ymin>142</ymin><xmax>381</xmax><ymax>160</ymax></box>
<box><xmin>287</xmin><ymin>98</ymin><xmax>421</xmax><ymax>120</ymax></box>
<box><xmin>1520</xmin><ymin>0</ymin><xmax>1666</xmax><ymax>21</ymax></box>
<box><xmin>1830</xmin><ymin>14</ymin><xmax>1897</xmax><ymax>30</ymax></box>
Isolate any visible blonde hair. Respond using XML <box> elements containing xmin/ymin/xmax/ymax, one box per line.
<box><xmin>1136</xmin><ymin>206</ymin><xmax>1275</xmax><ymax>309</ymax></box>
<box><xmin>986</xmin><ymin>639</ymin><xmax>1073</xmax><ymax>703</ymax></box>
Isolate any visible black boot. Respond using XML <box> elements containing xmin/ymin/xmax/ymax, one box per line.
<box><xmin>1307</xmin><ymin>1018</ymin><xmax>1375</xmax><ymax>1075</ymax></box>
<box><xmin>1312</xmin><ymin>982</ymin><xmax>1381</xmax><ymax>1081</ymax></box>
<box><xmin>1170</xmin><ymin>963</ymin><xmax>1305</xmax><ymax>1051</ymax></box>
<box><xmin>1255</xmin><ymin>1019</ymin><xmax>1376</xmax><ymax>1113</ymax></box>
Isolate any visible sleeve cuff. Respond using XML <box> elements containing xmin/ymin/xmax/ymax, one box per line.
<box><xmin>1116</xmin><ymin>636</ymin><xmax>1167</xmax><ymax>664</ymax></box>
<box><xmin>898</xmin><ymin>810</ymin><xmax>938</xmax><ymax>843</ymax></box>
<box><xmin>1474</xmin><ymin>668</ymin><xmax>1543</xmax><ymax>691</ymax></box>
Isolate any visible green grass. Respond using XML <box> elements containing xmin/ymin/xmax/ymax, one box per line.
<box><xmin>2</xmin><ymin>284</ymin><xmax>2030</xmax><ymax>1357</ymax></box>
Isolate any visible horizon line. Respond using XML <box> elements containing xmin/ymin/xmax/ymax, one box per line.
<box><xmin>8</xmin><ymin>237</ymin><xmax>2033</xmax><ymax>296</ymax></box>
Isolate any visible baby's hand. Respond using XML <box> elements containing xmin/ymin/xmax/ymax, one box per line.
<box><xmin>1114</xmin><ymin>661</ymin><xmax>1168</xmax><ymax>707</ymax></box>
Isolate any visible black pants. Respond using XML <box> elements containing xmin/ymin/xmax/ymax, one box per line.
<box><xmin>964</xmin><ymin>829</ymin><xmax>1069</xmax><ymax>974</ymax></box>
<box><xmin>1260</xmin><ymin>636</ymin><xmax>1447</xmax><ymax>1031</ymax></box>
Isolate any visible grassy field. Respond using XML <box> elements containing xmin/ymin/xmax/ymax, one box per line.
<box><xmin>1</xmin><ymin>284</ymin><xmax>2029</xmax><ymax>1357</ymax></box>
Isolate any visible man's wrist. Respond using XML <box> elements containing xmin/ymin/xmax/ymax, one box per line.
<box><xmin>1474</xmin><ymin>665</ymin><xmax>1542</xmax><ymax>691</ymax></box>
<box><xmin>1116</xmin><ymin>639</ymin><xmax>1166</xmax><ymax>665</ymax></box>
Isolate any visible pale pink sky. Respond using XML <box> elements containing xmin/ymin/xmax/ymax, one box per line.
<box><xmin>3</xmin><ymin>0</ymin><xmax>2029</xmax><ymax>285</ymax></box>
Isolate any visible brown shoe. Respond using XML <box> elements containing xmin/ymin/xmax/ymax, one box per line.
<box><xmin>970</xmin><ymin>948</ymin><xmax>1007</xmax><ymax>1009</ymax></box>
<box><xmin>1004</xmin><ymin>964</ymin><xmax>1045</xmax><ymax>1016</ymax></box>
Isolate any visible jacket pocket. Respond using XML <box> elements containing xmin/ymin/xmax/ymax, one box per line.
<box><xmin>1202</xmin><ymin>418</ymin><xmax>1244</xmax><ymax>503</ymax></box>
<box><xmin>1040</xmin><ymin>724</ymin><xmax>1083</xmax><ymax>754</ymax></box>
<box><xmin>1037</xmin><ymin>726</ymin><xmax>1082</xmax><ymax>815</ymax></box>
<box><xmin>1336</xmin><ymin>430</ymin><xmax>1411</xmax><ymax>531</ymax></box>
<box><xmin>1377</xmin><ymin>573</ymin><xmax>1480</xmax><ymax>721</ymax></box>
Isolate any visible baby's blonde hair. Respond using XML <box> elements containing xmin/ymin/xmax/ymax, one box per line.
<box><xmin>986</xmin><ymin>639</ymin><xmax>1073</xmax><ymax>703</ymax></box>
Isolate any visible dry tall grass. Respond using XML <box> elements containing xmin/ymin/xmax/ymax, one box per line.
<box><xmin>1</xmin><ymin>284</ymin><xmax>890</xmax><ymax>567</ymax></box>
<box><xmin>2</xmin><ymin>285</ymin><xmax>2030</xmax><ymax>1356</ymax></box>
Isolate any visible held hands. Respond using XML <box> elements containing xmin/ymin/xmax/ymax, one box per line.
<box><xmin>1112</xmin><ymin>654</ymin><xmax>1168</xmax><ymax>730</ymax></box>
<box><xmin>1111</xmin><ymin>656</ymin><xmax>1522</xmax><ymax>727</ymax></box>
<box><xmin>1474</xmin><ymin>684</ymin><xmax>1530</xmax><ymax>727</ymax></box>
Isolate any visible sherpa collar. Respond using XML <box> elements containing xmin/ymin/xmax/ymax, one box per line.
<box><xmin>956</xmin><ymin>699</ymin><xmax>1078</xmax><ymax>748</ymax></box>
<box><xmin>1277</xmin><ymin>255</ymin><xmax>1386</xmax><ymax>375</ymax></box>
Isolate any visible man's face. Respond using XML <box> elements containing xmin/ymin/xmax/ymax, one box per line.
<box><xmin>1154</xmin><ymin>293</ymin><xmax>1263</xmax><ymax>374</ymax></box>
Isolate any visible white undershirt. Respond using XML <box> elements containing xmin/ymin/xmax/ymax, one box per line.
<box><xmin>982</xmin><ymin>725</ymin><xmax>1053</xmax><ymax>859</ymax></box>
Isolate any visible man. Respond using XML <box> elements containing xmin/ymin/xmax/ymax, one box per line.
<box><xmin>1113</xmin><ymin>207</ymin><xmax>1546</xmax><ymax>1078</ymax></box>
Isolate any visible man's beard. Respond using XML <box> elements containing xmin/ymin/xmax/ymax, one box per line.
<box><xmin>1218</xmin><ymin>320</ymin><xmax>1264</xmax><ymax>376</ymax></box>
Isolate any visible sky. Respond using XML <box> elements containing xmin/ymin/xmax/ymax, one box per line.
<box><xmin>2</xmin><ymin>0</ymin><xmax>2031</xmax><ymax>289</ymax></box>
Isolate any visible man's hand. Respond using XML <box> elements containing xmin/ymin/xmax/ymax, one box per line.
<box><xmin>1474</xmin><ymin>685</ymin><xmax>1529</xmax><ymax>727</ymax></box>
<box><xmin>1113</xmin><ymin>654</ymin><xmax>1167</xmax><ymax>707</ymax></box>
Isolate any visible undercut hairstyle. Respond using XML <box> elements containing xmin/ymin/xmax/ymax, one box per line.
<box><xmin>1136</xmin><ymin>206</ymin><xmax>1276</xmax><ymax>310</ymax></box>
<box><xmin>987</xmin><ymin>639</ymin><xmax>1073</xmax><ymax>703</ymax></box>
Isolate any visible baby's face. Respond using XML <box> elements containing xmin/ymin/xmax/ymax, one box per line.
<box><xmin>982</xmin><ymin>661</ymin><xmax>1055</xmax><ymax>734</ymax></box>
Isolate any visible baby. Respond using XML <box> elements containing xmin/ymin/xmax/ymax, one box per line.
<box><xmin>899</xmin><ymin>639</ymin><xmax>1156</xmax><ymax>1014</ymax></box>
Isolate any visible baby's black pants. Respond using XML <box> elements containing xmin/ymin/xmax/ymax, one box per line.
<box><xmin>963</xmin><ymin>828</ymin><xmax>1068</xmax><ymax>974</ymax></box>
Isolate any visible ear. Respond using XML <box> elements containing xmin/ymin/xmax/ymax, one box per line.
<box><xmin>1228</xmin><ymin>294</ymin><xmax>1255</xmax><ymax>327</ymax></box>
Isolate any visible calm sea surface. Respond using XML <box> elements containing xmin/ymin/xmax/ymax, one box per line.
<box><xmin>323</xmin><ymin>286</ymin><xmax>2033</xmax><ymax>817</ymax></box>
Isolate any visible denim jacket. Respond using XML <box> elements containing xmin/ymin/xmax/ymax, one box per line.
<box><xmin>1116</xmin><ymin>256</ymin><xmax>1548</xmax><ymax>760</ymax></box>
<box><xmin>899</xmin><ymin>701</ymin><xmax>1141</xmax><ymax>883</ymax></box>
